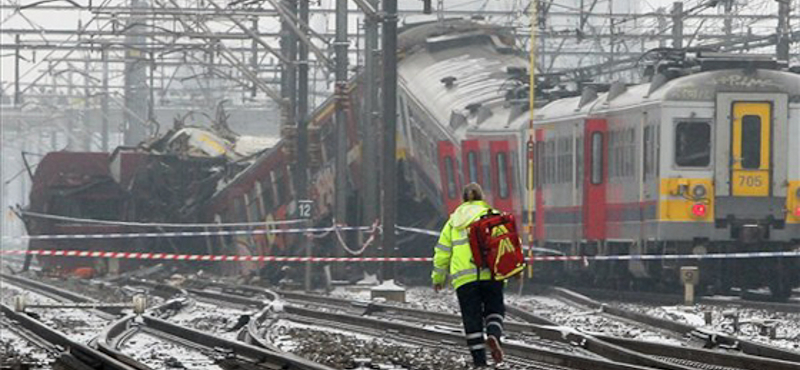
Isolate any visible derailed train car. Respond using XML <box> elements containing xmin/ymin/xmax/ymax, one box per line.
<box><xmin>21</xmin><ymin>125</ymin><xmax>254</xmax><ymax>275</ymax></box>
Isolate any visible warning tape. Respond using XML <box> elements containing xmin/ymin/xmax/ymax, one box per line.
<box><xmin>0</xmin><ymin>225</ymin><xmax>372</xmax><ymax>241</ymax></box>
<box><xmin>1</xmin><ymin>249</ymin><xmax>798</xmax><ymax>262</ymax></box>
<box><xmin>395</xmin><ymin>225</ymin><xmax>440</xmax><ymax>237</ymax></box>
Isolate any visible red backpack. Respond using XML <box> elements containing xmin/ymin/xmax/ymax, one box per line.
<box><xmin>468</xmin><ymin>211</ymin><xmax>526</xmax><ymax>280</ymax></box>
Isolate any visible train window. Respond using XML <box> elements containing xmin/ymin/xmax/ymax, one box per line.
<box><xmin>675</xmin><ymin>121</ymin><xmax>711</xmax><ymax>167</ymax></box>
<box><xmin>48</xmin><ymin>197</ymin><xmax>81</xmax><ymax>218</ymax></box>
<box><xmin>260</xmin><ymin>178</ymin><xmax>275</xmax><ymax>214</ymax></box>
<box><xmin>234</xmin><ymin>197</ymin><xmax>247</xmax><ymax>222</ymax></box>
<box><xmin>247</xmin><ymin>187</ymin><xmax>261</xmax><ymax>222</ymax></box>
<box><xmin>644</xmin><ymin>126</ymin><xmax>653</xmax><ymax>181</ymax></box>
<box><xmin>535</xmin><ymin>141</ymin><xmax>544</xmax><ymax>188</ymax></box>
<box><xmin>80</xmin><ymin>199</ymin><xmax>121</xmax><ymax>221</ymax></box>
<box><xmin>591</xmin><ymin>132</ymin><xmax>603</xmax><ymax>185</ymax></box>
<box><xmin>467</xmin><ymin>151</ymin><xmax>479</xmax><ymax>184</ymax></box>
<box><xmin>445</xmin><ymin>156</ymin><xmax>457</xmax><ymax>199</ymax></box>
<box><xmin>274</xmin><ymin>169</ymin><xmax>289</xmax><ymax>204</ymax></box>
<box><xmin>612</xmin><ymin>131</ymin><xmax>618</xmax><ymax>178</ymax></box>
<box><xmin>547</xmin><ymin>141</ymin><xmax>555</xmax><ymax>184</ymax></box>
<box><xmin>497</xmin><ymin>152</ymin><xmax>510</xmax><ymax>199</ymax></box>
<box><xmin>564</xmin><ymin>138</ymin><xmax>573</xmax><ymax>183</ymax></box>
<box><xmin>576</xmin><ymin>136</ymin><xmax>584</xmax><ymax>187</ymax></box>
<box><xmin>741</xmin><ymin>115</ymin><xmax>761</xmax><ymax>169</ymax></box>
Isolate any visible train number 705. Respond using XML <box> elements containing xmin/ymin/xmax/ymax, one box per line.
<box><xmin>738</xmin><ymin>175</ymin><xmax>763</xmax><ymax>187</ymax></box>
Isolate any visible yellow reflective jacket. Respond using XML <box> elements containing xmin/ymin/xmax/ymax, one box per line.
<box><xmin>431</xmin><ymin>200</ymin><xmax>493</xmax><ymax>290</ymax></box>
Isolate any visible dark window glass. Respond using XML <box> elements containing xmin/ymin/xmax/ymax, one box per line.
<box><xmin>576</xmin><ymin>137</ymin><xmax>584</xmax><ymax>188</ymax></box>
<box><xmin>675</xmin><ymin>121</ymin><xmax>711</xmax><ymax>167</ymax></box>
<box><xmin>467</xmin><ymin>151</ymin><xmax>479</xmax><ymax>184</ymax></box>
<box><xmin>234</xmin><ymin>197</ymin><xmax>247</xmax><ymax>222</ymax></box>
<box><xmin>445</xmin><ymin>156</ymin><xmax>457</xmax><ymax>199</ymax></box>
<box><xmin>535</xmin><ymin>142</ymin><xmax>543</xmax><ymax>188</ymax></box>
<box><xmin>643</xmin><ymin>126</ymin><xmax>652</xmax><ymax>181</ymax></box>
<box><xmin>497</xmin><ymin>152</ymin><xmax>509</xmax><ymax>199</ymax></box>
<box><xmin>741</xmin><ymin>115</ymin><xmax>762</xmax><ymax>169</ymax></box>
<box><xmin>591</xmin><ymin>132</ymin><xmax>603</xmax><ymax>185</ymax></box>
<box><xmin>260</xmin><ymin>178</ymin><xmax>275</xmax><ymax>214</ymax></box>
<box><xmin>248</xmin><ymin>187</ymin><xmax>261</xmax><ymax>222</ymax></box>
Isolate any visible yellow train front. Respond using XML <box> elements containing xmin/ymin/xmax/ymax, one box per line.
<box><xmin>533</xmin><ymin>52</ymin><xmax>800</xmax><ymax>298</ymax></box>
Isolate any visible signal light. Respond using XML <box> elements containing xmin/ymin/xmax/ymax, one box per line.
<box><xmin>692</xmin><ymin>203</ymin><xmax>707</xmax><ymax>217</ymax></box>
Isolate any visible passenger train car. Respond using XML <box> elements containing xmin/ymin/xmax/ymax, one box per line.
<box><xmin>392</xmin><ymin>21</ymin><xmax>799</xmax><ymax>297</ymax></box>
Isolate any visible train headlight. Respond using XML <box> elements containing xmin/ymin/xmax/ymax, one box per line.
<box><xmin>692</xmin><ymin>184</ymin><xmax>707</xmax><ymax>199</ymax></box>
<box><xmin>795</xmin><ymin>207</ymin><xmax>800</xmax><ymax>218</ymax></box>
<box><xmin>691</xmin><ymin>203</ymin><xmax>707</xmax><ymax>217</ymax></box>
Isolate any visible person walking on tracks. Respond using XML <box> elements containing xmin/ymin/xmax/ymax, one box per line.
<box><xmin>432</xmin><ymin>183</ymin><xmax>525</xmax><ymax>367</ymax></box>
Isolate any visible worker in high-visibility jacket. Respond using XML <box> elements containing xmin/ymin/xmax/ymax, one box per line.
<box><xmin>432</xmin><ymin>183</ymin><xmax>505</xmax><ymax>367</ymax></box>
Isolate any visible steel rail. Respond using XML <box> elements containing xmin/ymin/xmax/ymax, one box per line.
<box><xmin>550</xmin><ymin>287</ymin><xmax>800</xmax><ymax>366</ymax></box>
<box><xmin>0</xmin><ymin>303</ymin><xmax>139</xmax><ymax>370</ymax></box>
<box><xmin>562</xmin><ymin>285</ymin><xmax>800</xmax><ymax>314</ymax></box>
<box><xmin>186</xmin><ymin>282</ymin><xmax>691</xmax><ymax>370</ymax></box>
<box><xmin>278</xmin><ymin>303</ymin><xmax>657</xmax><ymax>370</ymax></box>
<box><xmin>139</xmin><ymin>314</ymin><xmax>334</xmax><ymax>370</ymax></box>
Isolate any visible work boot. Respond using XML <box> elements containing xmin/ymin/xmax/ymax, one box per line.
<box><xmin>486</xmin><ymin>335</ymin><xmax>504</xmax><ymax>364</ymax></box>
<box><xmin>470</xmin><ymin>348</ymin><xmax>487</xmax><ymax>368</ymax></box>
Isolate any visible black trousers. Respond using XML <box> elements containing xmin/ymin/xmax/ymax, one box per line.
<box><xmin>456</xmin><ymin>280</ymin><xmax>505</xmax><ymax>365</ymax></box>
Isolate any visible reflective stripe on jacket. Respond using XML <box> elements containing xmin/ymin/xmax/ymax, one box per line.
<box><xmin>431</xmin><ymin>200</ymin><xmax>493</xmax><ymax>290</ymax></box>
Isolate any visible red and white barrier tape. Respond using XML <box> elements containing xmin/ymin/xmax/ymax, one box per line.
<box><xmin>1</xmin><ymin>249</ymin><xmax>798</xmax><ymax>262</ymax></box>
<box><xmin>0</xmin><ymin>249</ymin><xmax>431</xmax><ymax>262</ymax></box>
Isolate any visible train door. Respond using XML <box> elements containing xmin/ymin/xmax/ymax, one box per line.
<box><xmin>489</xmin><ymin>140</ymin><xmax>514</xmax><ymax>214</ymax></box>
<box><xmin>438</xmin><ymin>141</ymin><xmax>461</xmax><ymax>213</ymax></box>
<box><xmin>583</xmin><ymin>119</ymin><xmax>608</xmax><ymax>241</ymax></box>
<box><xmin>731</xmin><ymin>102</ymin><xmax>771</xmax><ymax>197</ymax></box>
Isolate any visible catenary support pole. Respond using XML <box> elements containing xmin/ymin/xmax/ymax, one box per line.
<box><xmin>334</xmin><ymin>0</ymin><xmax>348</xmax><ymax>226</ymax></box>
<box><xmin>381</xmin><ymin>0</ymin><xmax>398</xmax><ymax>282</ymax></box>
<box><xmin>777</xmin><ymin>0</ymin><xmax>791</xmax><ymax>61</ymax></box>
<box><xmin>101</xmin><ymin>46</ymin><xmax>109</xmax><ymax>152</ymax></box>
<box><xmin>297</xmin><ymin>0</ymin><xmax>310</xmax><ymax>292</ymax></box>
<box><xmin>671</xmin><ymin>2</ymin><xmax>683</xmax><ymax>49</ymax></box>
<box><xmin>361</xmin><ymin>4</ymin><xmax>379</xmax><ymax>237</ymax></box>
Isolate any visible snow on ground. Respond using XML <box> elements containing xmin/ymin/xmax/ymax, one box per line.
<box><xmin>509</xmin><ymin>295</ymin><xmax>683</xmax><ymax>345</ymax></box>
<box><xmin>0</xmin><ymin>321</ymin><xmax>53</xmax><ymax>369</ymax></box>
<box><xmin>616</xmin><ymin>302</ymin><xmax>800</xmax><ymax>351</ymax></box>
<box><xmin>1</xmin><ymin>280</ymin><xmax>110</xmax><ymax>345</ymax></box>
<box><xmin>268</xmin><ymin>319</ymin><xmax>537</xmax><ymax>370</ymax></box>
<box><xmin>34</xmin><ymin>308</ymin><xmax>110</xmax><ymax>344</ymax></box>
<box><xmin>1</xmin><ymin>282</ymin><xmax>59</xmax><ymax>306</ymax></box>
<box><xmin>330</xmin><ymin>285</ymin><xmax>461</xmax><ymax>314</ymax></box>
<box><xmin>167</xmin><ymin>301</ymin><xmax>254</xmax><ymax>341</ymax></box>
<box><xmin>119</xmin><ymin>332</ymin><xmax>224</xmax><ymax>370</ymax></box>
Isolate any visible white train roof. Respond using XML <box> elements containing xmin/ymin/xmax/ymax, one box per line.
<box><xmin>536</xmin><ymin>68</ymin><xmax>800</xmax><ymax>123</ymax></box>
<box><xmin>398</xmin><ymin>20</ymin><xmax>529</xmax><ymax>138</ymax></box>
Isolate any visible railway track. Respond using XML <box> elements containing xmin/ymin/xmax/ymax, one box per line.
<box><xmin>0</xmin><ymin>274</ymin><xmax>141</xmax><ymax>370</ymax></box>
<box><xmin>184</xmin><ymin>278</ymin><xmax>800</xmax><ymax>370</ymax></box>
<box><xmin>1</xmin><ymin>273</ymin><xmax>332</xmax><ymax>370</ymax></box>
<box><xmin>541</xmin><ymin>287</ymin><xmax>800</xmax><ymax>370</ymax></box>
<box><xmin>560</xmin><ymin>286</ymin><xmax>800</xmax><ymax>314</ymax></box>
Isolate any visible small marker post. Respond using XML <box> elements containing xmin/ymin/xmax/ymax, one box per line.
<box><xmin>680</xmin><ymin>266</ymin><xmax>699</xmax><ymax>305</ymax></box>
